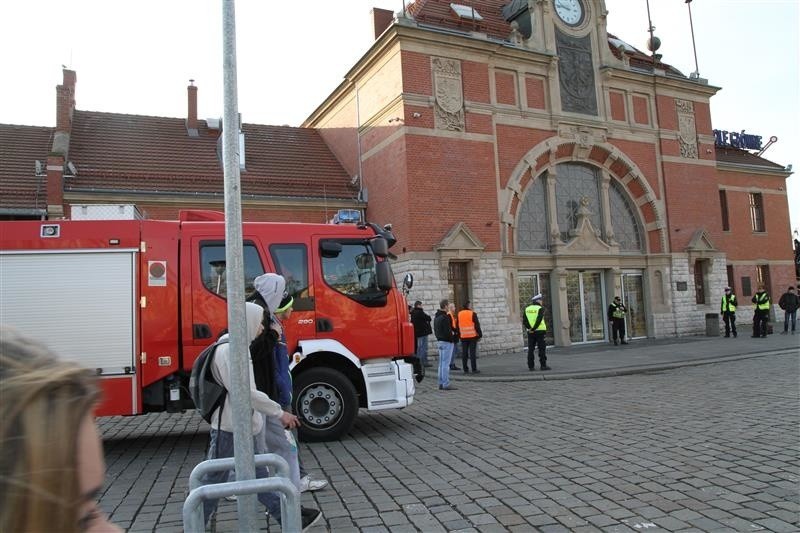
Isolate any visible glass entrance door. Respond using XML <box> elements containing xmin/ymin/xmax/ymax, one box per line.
<box><xmin>566</xmin><ymin>271</ymin><xmax>606</xmax><ymax>343</ymax></box>
<box><xmin>621</xmin><ymin>272</ymin><xmax>646</xmax><ymax>338</ymax></box>
<box><xmin>517</xmin><ymin>272</ymin><xmax>553</xmax><ymax>345</ymax></box>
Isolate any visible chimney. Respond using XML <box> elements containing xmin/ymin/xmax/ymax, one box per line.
<box><xmin>48</xmin><ymin>68</ymin><xmax>74</xmax><ymax>219</ymax></box>
<box><xmin>371</xmin><ymin>8</ymin><xmax>394</xmax><ymax>39</ymax></box>
<box><xmin>187</xmin><ymin>80</ymin><xmax>199</xmax><ymax>136</ymax></box>
<box><xmin>52</xmin><ymin>68</ymin><xmax>76</xmax><ymax>155</ymax></box>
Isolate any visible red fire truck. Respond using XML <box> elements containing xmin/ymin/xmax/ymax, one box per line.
<box><xmin>0</xmin><ymin>208</ymin><xmax>420</xmax><ymax>441</ymax></box>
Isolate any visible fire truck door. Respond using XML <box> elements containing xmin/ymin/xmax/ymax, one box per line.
<box><xmin>312</xmin><ymin>237</ymin><xmax>400</xmax><ymax>359</ymax></box>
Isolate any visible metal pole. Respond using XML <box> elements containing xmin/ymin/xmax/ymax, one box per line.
<box><xmin>686</xmin><ymin>0</ymin><xmax>700</xmax><ymax>77</ymax></box>
<box><xmin>645</xmin><ymin>0</ymin><xmax>655</xmax><ymax>68</ymax></box>
<box><xmin>221</xmin><ymin>1</ymin><xmax>258</xmax><ymax>531</ymax></box>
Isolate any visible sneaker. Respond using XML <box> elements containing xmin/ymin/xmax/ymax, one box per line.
<box><xmin>471</xmin><ymin>369</ymin><xmax>480</xmax><ymax>374</ymax></box>
<box><xmin>225</xmin><ymin>494</ymin><xmax>237</xmax><ymax>501</ymax></box>
<box><xmin>440</xmin><ymin>385</ymin><xmax>458</xmax><ymax>390</ymax></box>
<box><xmin>299</xmin><ymin>475</ymin><xmax>328</xmax><ymax>493</ymax></box>
<box><xmin>301</xmin><ymin>507</ymin><xmax>322</xmax><ymax>531</ymax></box>
<box><xmin>541</xmin><ymin>366</ymin><xmax>552</xmax><ymax>371</ymax></box>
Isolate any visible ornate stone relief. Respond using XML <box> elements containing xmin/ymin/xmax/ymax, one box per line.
<box><xmin>431</xmin><ymin>57</ymin><xmax>465</xmax><ymax>132</ymax></box>
<box><xmin>557</xmin><ymin>124</ymin><xmax>608</xmax><ymax>146</ymax></box>
<box><xmin>556</xmin><ymin>30</ymin><xmax>598</xmax><ymax>116</ymax></box>
<box><xmin>676</xmin><ymin>99</ymin><xmax>698</xmax><ymax>159</ymax></box>
<box><xmin>563</xmin><ymin>197</ymin><xmax>613</xmax><ymax>254</ymax></box>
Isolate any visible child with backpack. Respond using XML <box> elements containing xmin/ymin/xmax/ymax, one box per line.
<box><xmin>195</xmin><ymin>303</ymin><xmax>298</xmax><ymax>524</ymax></box>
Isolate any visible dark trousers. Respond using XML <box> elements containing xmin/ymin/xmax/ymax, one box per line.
<box><xmin>753</xmin><ymin>310</ymin><xmax>769</xmax><ymax>337</ymax></box>
<box><xmin>461</xmin><ymin>338</ymin><xmax>478</xmax><ymax>371</ymax></box>
<box><xmin>783</xmin><ymin>310</ymin><xmax>797</xmax><ymax>332</ymax></box>
<box><xmin>611</xmin><ymin>318</ymin><xmax>626</xmax><ymax>342</ymax></box>
<box><xmin>527</xmin><ymin>330</ymin><xmax>546</xmax><ymax>369</ymax></box>
<box><xmin>450</xmin><ymin>339</ymin><xmax>460</xmax><ymax>368</ymax></box>
<box><xmin>722</xmin><ymin>311</ymin><xmax>737</xmax><ymax>337</ymax></box>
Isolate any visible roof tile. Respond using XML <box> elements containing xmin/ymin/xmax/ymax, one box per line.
<box><xmin>0</xmin><ymin>124</ymin><xmax>53</xmax><ymax>212</ymax></box>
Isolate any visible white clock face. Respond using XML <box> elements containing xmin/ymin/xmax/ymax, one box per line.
<box><xmin>554</xmin><ymin>0</ymin><xmax>584</xmax><ymax>26</ymax></box>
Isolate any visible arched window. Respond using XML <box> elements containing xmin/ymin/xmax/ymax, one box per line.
<box><xmin>609</xmin><ymin>180</ymin><xmax>644</xmax><ymax>252</ymax></box>
<box><xmin>554</xmin><ymin>163</ymin><xmax>602</xmax><ymax>242</ymax></box>
<box><xmin>517</xmin><ymin>176</ymin><xmax>548</xmax><ymax>251</ymax></box>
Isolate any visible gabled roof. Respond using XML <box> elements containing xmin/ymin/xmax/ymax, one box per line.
<box><xmin>406</xmin><ymin>1</ymin><xmax>685</xmax><ymax>77</ymax></box>
<box><xmin>0</xmin><ymin>124</ymin><xmax>53</xmax><ymax>213</ymax></box>
<box><xmin>66</xmin><ymin>110</ymin><xmax>355</xmax><ymax>200</ymax></box>
<box><xmin>715</xmin><ymin>146</ymin><xmax>787</xmax><ymax>172</ymax></box>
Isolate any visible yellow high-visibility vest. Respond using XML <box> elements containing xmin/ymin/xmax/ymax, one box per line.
<box><xmin>525</xmin><ymin>304</ymin><xmax>547</xmax><ymax>332</ymax></box>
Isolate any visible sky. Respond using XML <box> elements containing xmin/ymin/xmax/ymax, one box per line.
<box><xmin>1</xmin><ymin>0</ymin><xmax>797</xmax><ymax>236</ymax></box>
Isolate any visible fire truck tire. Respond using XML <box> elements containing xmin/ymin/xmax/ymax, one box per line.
<box><xmin>293</xmin><ymin>367</ymin><xmax>358</xmax><ymax>442</ymax></box>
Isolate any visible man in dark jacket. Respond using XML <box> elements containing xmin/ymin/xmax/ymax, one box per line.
<box><xmin>410</xmin><ymin>301</ymin><xmax>433</xmax><ymax>367</ymax></box>
<box><xmin>778</xmin><ymin>286</ymin><xmax>798</xmax><ymax>334</ymax></box>
<box><xmin>433</xmin><ymin>299</ymin><xmax>457</xmax><ymax>390</ymax></box>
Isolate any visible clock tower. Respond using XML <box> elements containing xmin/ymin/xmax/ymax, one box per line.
<box><xmin>508</xmin><ymin>0</ymin><xmax>621</xmax><ymax>118</ymax></box>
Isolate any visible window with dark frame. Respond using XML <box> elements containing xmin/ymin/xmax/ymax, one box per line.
<box><xmin>749</xmin><ymin>192</ymin><xmax>765</xmax><ymax>232</ymax></box>
<box><xmin>719</xmin><ymin>190</ymin><xmax>730</xmax><ymax>231</ymax></box>
<box><xmin>448</xmin><ymin>261</ymin><xmax>470</xmax><ymax>311</ymax></box>
<box><xmin>756</xmin><ymin>264</ymin><xmax>771</xmax><ymax>293</ymax></box>
<box><xmin>693</xmin><ymin>260</ymin><xmax>706</xmax><ymax>304</ymax></box>
<box><xmin>726</xmin><ymin>265</ymin><xmax>735</xmax><ymax>293</ymax></box>
<box><xmin>741</xmin><ymin>276</ymin><xmax>752</xmax><ymax>297</ymax></box>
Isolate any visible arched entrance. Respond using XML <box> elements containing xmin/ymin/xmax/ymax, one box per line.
<box><xmin>501</xmin><ymin>136</ymin><xmax>666</xmax><ymax>346</ymax></box>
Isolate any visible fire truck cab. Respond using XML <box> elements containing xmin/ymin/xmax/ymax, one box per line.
<box><xmin>0</xmin><ymin>208</ymin><xmax>419</xmax><ymax>441</ymax></box>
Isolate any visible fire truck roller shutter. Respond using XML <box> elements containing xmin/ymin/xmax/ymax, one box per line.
<box><xmin>0</xmin><ymin>251</ymin><xmax>137</xmax><ymax>374</ymax></box>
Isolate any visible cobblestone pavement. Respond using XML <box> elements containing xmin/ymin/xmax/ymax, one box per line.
<box><xmin>98</xmin><ymin>353</ymin><xmax>800</xmax><ymax>532</ymax></box>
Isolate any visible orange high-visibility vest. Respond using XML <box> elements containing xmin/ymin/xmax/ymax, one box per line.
<box><xmin>448</xmin><ymin>312</ymin><xmax>457</xmax><ymax>329</ymax></box>
<box><xmin>457</xmin><ymin>310</ymin><xmax>477</xmax><ymax>338</ymax></box>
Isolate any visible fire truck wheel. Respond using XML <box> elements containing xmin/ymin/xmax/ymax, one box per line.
<box><xmin>293</xmin><ymin>368</ymin><xmax>358</xmax><ymax>442</ymax></box>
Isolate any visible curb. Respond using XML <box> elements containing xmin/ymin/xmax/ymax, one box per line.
<box><xmin>450</xmin><ymin>349</ymin><xmax>798</xmax><ymax>383</ymax></box>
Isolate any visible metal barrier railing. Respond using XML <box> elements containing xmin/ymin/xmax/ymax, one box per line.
<box><xmin>183</xmin><ymin>454</ymin><xmax>300</xmax><ymax>532</ymax></box>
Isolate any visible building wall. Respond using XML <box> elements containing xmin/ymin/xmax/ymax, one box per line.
<box><xmin>276</xmin><ymin>14</ymin><xmax>794</xmax><ymax>349</ymax></box>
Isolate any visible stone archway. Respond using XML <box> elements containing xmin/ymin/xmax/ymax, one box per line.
<box><xmin>500</xmin><ymin>133</ymin><xmax>667</xmax><ymax>255</ymax></box>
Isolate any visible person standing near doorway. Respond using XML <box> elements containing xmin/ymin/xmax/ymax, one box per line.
<box><xmin>433</xmin><ymin>299</ymin><xmax>457</xmax><ymax>390</ymax></box>
<box><xmin>447</xmin><ymin>302</ymin><xmax>459</xmax><ymax>371</ymax></box>
<box><xmin>457</xmin><ymin>301</ymin><xmax>482</xmax><ymax>373</ymax></box>
<box><xmin>410</xmin><ymin>301</ymin><xmax>433</xmax><ymax>368</ymax></box>
<box><xmin>607</xmin><ymin>296</ymin><xmax>628</xmax><ymax>345</ymax></box>
<box><xmin>751</xmin><ymin>284</ymin><xmax>771</xmax><ymax>338</ymax></box>
<box><xmin>778</xmin><ymin>285</ymin><xmax>798</xmax><ymax>334</ymax></box>
<box><xmin>523</xmin><ymin>294</ymin><xmax>550</xmax><ymax>371</ymax></box>
<box><xmin>720</xmin><ymin>286</ymin><xmax>738</xmax><ymax>338</ymax></box>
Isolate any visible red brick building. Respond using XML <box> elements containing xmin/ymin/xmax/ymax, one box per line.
<box><xmin>1</xmin><ymin>0</ymin><xmax>793</xmax><ymax>351</ymax></box>
<box><xmin>304</xmin><ymin>0</ymin><xmax>794</xmax><ymax>350</ymax></box>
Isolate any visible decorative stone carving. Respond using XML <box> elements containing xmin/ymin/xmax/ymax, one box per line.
<box><xmin>431</xmin><ymin>57</ymin><xmax>465</xmax><ymax>132</ymax></box>
<box><xmin>563</xmin><ymin>197</ymin><xmax>614</xmax><ymax>254</ymax></box>
<box><xmin>557</xmin><ymin>123</ymin><xmax>608</xmax><ymax>145</ymax></box>
<box><xmin>556</xmin><ymin>30</ymin><xmax>598</xmax><ymax>116</ymax></box>
<box><xmin>509</xmin><ymin>20</ymin><xmax>524</xmax><ymax>45</ymax></box>
<box><xmin>676</xmin><ymin>99</ymin><xmax>698</xmax><ymax>159</ymax></box>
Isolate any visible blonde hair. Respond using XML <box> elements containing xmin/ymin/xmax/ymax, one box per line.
<box><xmin>0</xmin><ymin>326</ymin><xmax>100</xmax><ymax>533</ymax></box>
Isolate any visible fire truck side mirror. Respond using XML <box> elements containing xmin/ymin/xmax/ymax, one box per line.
<box><xmin>376</xmin><ymin>261</ymin><xmax>393</xmax><ymax>291</ymax></box>
<box><xmin>320</xmin><ymin>241</ymin><xmax>343</xmax><ymax>258</ymax></box>
<box><xmin>402</xmin><ymin>273</ymin><xmax>414</xmax><ymax>291</ymax></box>
<box><xmin>371</xmin><ymin>237</ymin><xmax>388</xmax><ymax>257</ymax></box>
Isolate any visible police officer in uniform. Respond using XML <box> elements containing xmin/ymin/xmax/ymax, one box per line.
<box><xmin>720</xmin><ymin>286</ymin><xmax>738</xmax><ymax>338</ymax></box>
<box><xmin>523</xmin><ymin>294</ymin><xmax>550</xmax><ymax>371</ymax></box>
<box><xmin>751</xmin><ymin>284</ymin><xmax>771</xmax><ymax>338</ymax></box>
<box><xmin>607</xmin><ymin>296</ymin><xmax>628</xmax><ymax>345</ymax></box>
